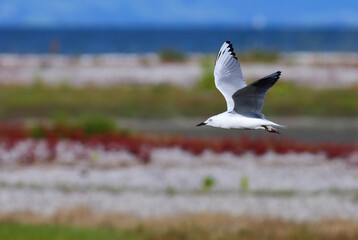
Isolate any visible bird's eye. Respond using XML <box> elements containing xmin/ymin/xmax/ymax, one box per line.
<box><xmin>209</xmin><ymin>119</ymin><xmax>212</xmax><ymax>122</ymax></box>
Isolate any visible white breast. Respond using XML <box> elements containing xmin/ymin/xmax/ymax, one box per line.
<box><xmin>213</xmin><ymin>112</ymin><xmax>267</xmax><ymax>130</ymax></box>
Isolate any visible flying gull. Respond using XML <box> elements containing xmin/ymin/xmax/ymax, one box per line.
<box><xmin>196</xmin><ymin>41</ymin><xmax>287</xmax><ymax>134</ymax></box>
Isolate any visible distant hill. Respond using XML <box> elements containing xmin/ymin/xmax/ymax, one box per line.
<box><xmin>1</xmin><ymin>0</ymin><xmax>358</xmax><ymax>28</ymax></box>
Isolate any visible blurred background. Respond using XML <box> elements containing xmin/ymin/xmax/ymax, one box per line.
<box><xmin>0</xmin><ymin>0</ymin><xmax>358</xmax><ymax>239</ymax></box>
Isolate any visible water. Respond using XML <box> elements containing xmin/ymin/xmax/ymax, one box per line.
<box><xmin>1</xmin><ymin>28</ymin><xmax>358</xmax><ymax>54</ymax></box>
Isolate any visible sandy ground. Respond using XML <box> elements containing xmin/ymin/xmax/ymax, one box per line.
<box><xmin>0</xmin><ymin>53</ymin><xmax>358</xmax><ymax>88</ymax></box>
<box><xmin>1</xmin><ymin>150</ymin><xmax>358</xmax><ymax>221</ymax></box>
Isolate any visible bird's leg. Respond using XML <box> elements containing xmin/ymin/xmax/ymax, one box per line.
<box><xmin>262</xmin><ymin>125</ymin><xmax>280</xmax><ymax>134</ymax></box>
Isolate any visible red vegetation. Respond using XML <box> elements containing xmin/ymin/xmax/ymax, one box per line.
<box><xmin>0</xmin><ymin>123</ymin><xmax>357</xmax><ymax>164</ymax></box>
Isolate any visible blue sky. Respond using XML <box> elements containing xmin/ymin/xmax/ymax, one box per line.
<box><xmin>1</xmin><ymin>0</ymin><xmax>358</xmax><ymax>28</ymax></box>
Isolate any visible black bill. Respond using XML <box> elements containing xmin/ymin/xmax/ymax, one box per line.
<box><xmin>196</xmin><ymin>122</ymin><xmax>206</xmax><ymax>127</ymax></box>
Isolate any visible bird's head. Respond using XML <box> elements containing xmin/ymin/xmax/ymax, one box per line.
<box><xmin>196</xmin><ymin>117</ymin><xmax>214</xmax><ymax>127</ymax></box>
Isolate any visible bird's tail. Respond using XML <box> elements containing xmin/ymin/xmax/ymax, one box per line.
<box><xmin>274</xmin><ymin>124</ymin><xmax>288</xmax><ymax>129</ymax></box>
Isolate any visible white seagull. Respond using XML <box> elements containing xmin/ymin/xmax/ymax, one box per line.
<box><xmin>196</xmin><ymin>41</ymin><xmax>287</xmax><ymax>134</ymax></box>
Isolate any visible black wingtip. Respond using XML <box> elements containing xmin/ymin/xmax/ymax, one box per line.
<box><xmin>275</xmin><ymin>71</ymin><xmax>281</xmax><ymax>79</ymax></box>
<box><xmin>223</xmin><ymin>40</ymin><xmax>238</xmax><ymax>61</ymax></box>
<box><xmin>272</xmin><ymin>71</ymin><xmax>282</xmax><ymax>81</ymax></box>
<box><xmin>274</xmin><ymin>71</ymin><xmax>282</xmax><ymax>78</ymax></box>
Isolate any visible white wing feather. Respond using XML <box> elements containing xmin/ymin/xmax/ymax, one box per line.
<box><xmin>214</xmin><ymin>41</ymin><xmax>246</xmax><ymax>111</ymax></box>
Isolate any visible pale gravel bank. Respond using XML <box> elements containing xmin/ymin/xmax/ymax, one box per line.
<box><xmin>1</xmin><ymin>149</ymin><xmax>358</xmax><ymax>221</ymax></box>
<box><xmin>0</xmin><ymin>53</ymin><xmax>358</xmax><ymax>88</ymax></box>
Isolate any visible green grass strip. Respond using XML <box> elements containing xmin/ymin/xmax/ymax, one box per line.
<box><xmin>0</xmin><ymin>222</ymin><xmax>139</xmax><ymax>240</ymax></box>
<box><xmin>0</xmin><ymin>83</ymin><xmax>356</xmax><ymax>119</ymax></box>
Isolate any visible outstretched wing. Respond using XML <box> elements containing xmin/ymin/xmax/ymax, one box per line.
<box><xmin>232</xmin><ymin>71</ymin><xmax>281</xmax><ymax>119</ymax></box>
<box><xmin>214</xmin><ymin>41</ymin><xmax>247</xmax><ymax>111</ymax></box>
